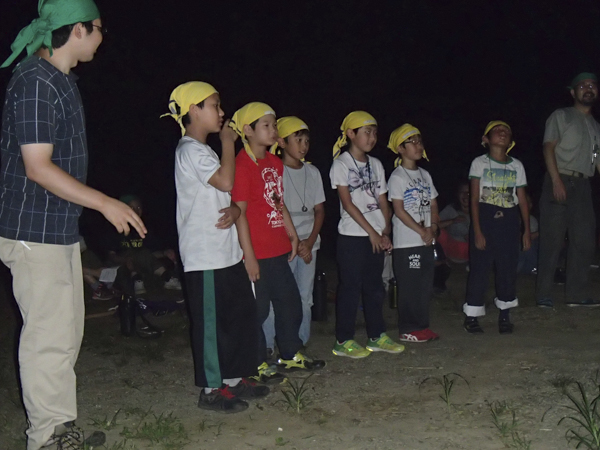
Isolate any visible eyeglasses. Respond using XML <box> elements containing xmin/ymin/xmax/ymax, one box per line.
<box><xmin>404</xmin><ymin>139</ymin><xmax>423</xmax><ymax>146</ymax></box>
<box><xmin>576</xmin><ymin>82</ymin><xmax>597</xmax><ymax>90</ymax></box>
<box><xmin>92</xmin><ymin>25</ymin><xmax>107</xmax><ymax>35</ymax></box>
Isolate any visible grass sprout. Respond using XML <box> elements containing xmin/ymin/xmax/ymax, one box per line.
<box><xmin>557</xmin><ymin>381</ymin><xmax>600</xmax><ymax>449</ymax></box>
<box><xmin>419</xmin><ymin>373</ymin><xmax>469</xmax><ymax>410</ymax></box>
<box><xmin>120</xmin><ymin>411</ymin><xmax>188</xmax><ymax>449</ymax></box>
<box><xmin>280</xmin><ymin>374</ymin><xmax>313</xmax><ymax>413</ymax></box>
<box><xmin>88</xmin><ymin>408</ymin><xmax>121</xmax><ymax>431</ymax></box>
<box><xmin>489</xmin><ymin>401</ymin><xmax>532</xmax><ymax>449</ymax></box>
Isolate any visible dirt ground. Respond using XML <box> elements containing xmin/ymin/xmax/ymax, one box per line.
<box><xmin>2</xmin><ymin>258</ymin><xmax>600</xmax><ymax>450</ymax></box>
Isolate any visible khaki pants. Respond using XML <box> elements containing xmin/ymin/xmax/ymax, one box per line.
<box><xmin>0</xmin><ymin>237</ymin><xmax>84</xmax><ymax>450</ymax></box>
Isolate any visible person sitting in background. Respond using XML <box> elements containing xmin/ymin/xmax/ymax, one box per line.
<box><xmin>109</xmin><ymin>194</ymin><xmax>181</xmax><ymax>295</ymax></box>
<box><xmin>438</xmin><ymin>180</ymin><xmax>470</xmax><ymax>263</ymax></box>
<box><xmin>80</xmin><ymin>236</ymin><xmax>116</xmax><ymax>300</ymax></box>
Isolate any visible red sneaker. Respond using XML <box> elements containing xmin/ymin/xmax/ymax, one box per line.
<box><xmin>423</xmin><ymin>328</ymin><xmax>440</xmax><ymax>340</ymax></box>
<box><xmin>399</xmin><ymin>329</ymin><xmax>431</xmax><ymax>343</ymax></box>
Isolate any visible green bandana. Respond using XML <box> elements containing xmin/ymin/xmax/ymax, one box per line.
<box><xmin>1</xmin><ymin>0</ymin><xmax>100</xmax><ymax>69</ymax></box>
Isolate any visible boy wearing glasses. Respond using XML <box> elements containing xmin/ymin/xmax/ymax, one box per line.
<box><xmin>387</xmin><ymin>124</ymin><xmax>441</xmax><ymax>343</ymax></box>
<box><xmin>536</xmin><ymin>72</ymin><xmax>600</xmax><ymax>308</ymax></box>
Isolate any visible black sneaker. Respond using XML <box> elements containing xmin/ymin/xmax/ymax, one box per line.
<box><xmin>464</xmin><ymin>317</ymin><xmax>484</xmax><ymax>334</ymax></box>
<box><xmin>198</xmin><ymin>386</ymin><xmax>248</xmax><ymax>413</ymax></box>
<box><xmin>499</xmin><ymin>318</ymin><xmax>514</xmax><ymax>334</ymax></box>
<box><xmin>227</xmin><ymin>378</ymin><xmax>270</xmax><ymax>399</ymax></box>
<box><xmin>42</xmin><ymin>422</ymin><xmax>89</xmax><ymax>450</ymax></box>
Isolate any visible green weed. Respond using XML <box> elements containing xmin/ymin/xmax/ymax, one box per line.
<box><xmin>99</xmin><ymin>439</ymin><xmax>138</xmax><ymax>450</ymax></box>
<box><xmin>120</xmin><ymin>411</ymin><xmax>188</xmax><ymax>449</ymax></box>
<box><xmin>557</xmin><ymin>381</ymin><xmax>600</xmax><ymax>449</ymax></box>
<box><xmin>489</xmin><ymin>401</ymin><xmax>531</xmax><ymax>449</ymax></box>
<box><xmin>280</xmin><ymin>374</ymin><xmax>313</xmax><ymax>413</ymax></box>
<box><xmin>275</xmin><ymin>436</ymin><xmax>289</xmax><ymax>446</ymax></box>
<box><xmin>88</xmin><ymin>409</ymin><xmax>121</xmax><ymax>431</ymax></box>
<box><xmin>419</xmin><ymin>373</ymin><xmax>469</xmax><ymax>410</ymax></box>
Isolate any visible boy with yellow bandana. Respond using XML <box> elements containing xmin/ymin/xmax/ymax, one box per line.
<box><xmin>464</xmin><ymin>121</ymin><xmax>530</xmax><ymax>334</ymax></box>
<box><xmin>230</xmin><ymin>104</ymin><xmax>325</xmax><ymax>381</ymax></box>
<box><xmin>262</xmin><ymin>117</ymin><xmax>326</xmax><ymax>351</ymax></box>
<box><xmin>163</xmin><ymin>82</ymin><xmax>268</xmax><ymax>413</ymax></box>
<box><xmin>329</xmin><ymin>111</ymin><xmax>404</xmax><ymax>358</ymax></box>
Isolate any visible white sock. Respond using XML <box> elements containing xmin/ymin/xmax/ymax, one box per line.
<box><xmin>223</xmin><ymin>378</ymin><xmax>242</xmax><ymax>387</ymax></box>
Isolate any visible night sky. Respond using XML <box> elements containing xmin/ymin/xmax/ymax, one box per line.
<box><xmin>2</xmin><ymin>0</ymin><xmax>600</xmax><ymax>254</ymax></box>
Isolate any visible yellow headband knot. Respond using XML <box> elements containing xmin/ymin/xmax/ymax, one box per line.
<box><xmin>160</xmin><ymin>81</ymin><xmax>218</xmax><ymax>135</ymax></box>
<box><xmin>229</xmin><ymin>102</ymin><xmax>276</xmax><ymax>165</ymax></box>
<box><xmin>387</xmin><ymin>123</ymin><xmax>429</xmax><ymax>167</ymax></box>
<box><xmin>332</xmin><ymin>111</ymin><xmax>377</xmax><ymax>159</ymax></box>
<box><xmin>482</xmin><ymin>120</ymin><xmax>515</xmax><ymax>154</ymax></box>
<box><xmin>269</xmin><ymin>116</ymin><xmax>309</xmax><ymax>157</ymax></box>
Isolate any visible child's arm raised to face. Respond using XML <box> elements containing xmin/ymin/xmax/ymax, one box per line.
<box><xmin>207</xmin><ymin>120</ymin><xmax>238</xmax><ymax>192</ymax></box>
<box><xmin>516</xmin><ymin>187</ymin><xmax>531</xmax><ymax>251</ymax></box>
<box><xmin>281</xmin><ymin>204</ymin><xmax>299</xmax><ymax>262</ymax></box>
<box><xmin>391</xmin><ymin>198</ymin><xmax>434</xmax><ymax>246</ymax></box>
<box><xmin>234</xmin><ymin>200</ymin><xmax>260</xmax><ymax>282</ymax></box>
<box><xmin>298</xmin><ymin>203</ymin><xmax>325</xmax><ymax>263</ymax></box>
<box><xmin>470</xmin><ymin>178</ymin><xmax>485</xmax><ymax>250</ymax></box>
<box><xmin>337</xmin><ymin>185</ymin><xmax>385</xmax><ymax>253</ymax></box>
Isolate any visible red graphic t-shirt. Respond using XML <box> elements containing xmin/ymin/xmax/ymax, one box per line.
<box><xmin>231</xmin><ymin>151</ymin><xmax>292</xmax><ymax>260</ymax></box>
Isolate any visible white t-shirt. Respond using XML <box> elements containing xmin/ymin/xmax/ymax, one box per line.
<box><xmin>174</xmin><ymin>137</ymin><xmax>243</xmax><ymax>271</ymax></box>
<box><xmin>283</xmin><ymin>163</ymin><xmax>325</xmax><ymax>251</ymax></box>
<box><xmin>469</xmin><ymin>154</ymin><xmax>527</xmax><ymax>208</ymax></box>
<box><xmin>388</xmin><ymin>166</ymin><xmax>438</xmax><ymax>248</ymax></box>
<box><xmin>330</xmin><ymin>151</ymin><xmax>387</xmax><ymax>236</ymax></box>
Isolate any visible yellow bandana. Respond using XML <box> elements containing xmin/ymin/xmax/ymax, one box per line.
<box><xmin>160</xmin><ymin>81</ymin><xmax>218</xmax><ymax>135</ymax></box>
<box><xmin>332</xmin><ymin>111</ymin><xmax>377</xmax><ymax>159</ymax></box>
<box><xmin>482</xmin><ymin>120</ymin><xmax>515</xmax><ymax>154</ymax></box>
<box><xmin>387</xmin><ymin>123</ymin><xmax>429</xmax><ymax>167</ymax></box>
<box><xmin>229</xmin><ymin>102</ymin><xmax>276</xmax><ymax>165</ymax></box>
<box><xmin>269</xmin><ymin>116</ymin><xmax>309</xmax><ymax>156</ymax></box>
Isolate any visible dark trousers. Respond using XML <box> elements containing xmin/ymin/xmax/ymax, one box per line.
<box><xmin>335</xmin><ymin>235</ymin><xmax>386</xmax><ymax>342</ymax></box>
<box><xmin>536</xmin><ymin>173</ymin><xmax>596</xmax><ymax>302</ymax></box>
<box><xmin>255</xmin><ymin>254</ymin><xmax>303</xmax><ymax>362</ymax></box>
<box><xmin>464</xmin><ymin>204</ymin><xmax>520</xmax><ymax>317</ymax></box>
<box><xmin>393</xmin><ymin>246</ymin><xmax>435</xmax><ymax>334</ymax></box>
<box><xmin>185</xmin><ymin>261</ymin><xmax>257</xmax><ymax>388</ymax></box>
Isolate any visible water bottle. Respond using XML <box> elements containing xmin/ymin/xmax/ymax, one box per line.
<box><xmin>311</xmin><ymin>271</ymin><xmax>328</xmax><ymax>321</ymax></box>
<box><xmin>119</xmin><ymin>293</ymin><xmax>136</xmax><ymax>336</ymax></box>
<box><xmin>388</xmin><ymin>278</ymin><xmax>397</xmax><ymax>309</ymax></box>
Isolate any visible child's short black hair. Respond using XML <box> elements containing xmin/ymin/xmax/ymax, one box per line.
<box><xmin>274</xmin><ymin>129</ymin><xmax>310</xmax><ymax>156</ymax></box>
<box><xmin>181</xmin><ymin>101</ymin><xmax>205</xmax><ymax>128</ymax></box>
<box><xmin>48</xmin><ymin>21</ymin><xmax>94</xmax><ymax>50</ymax></box>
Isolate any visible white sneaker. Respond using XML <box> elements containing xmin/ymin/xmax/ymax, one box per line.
<box><xmin>164</xmin><ymin>277</ymin><xmax>182</xmax><ymax>290</ymax></box>
<box><xmin>134</xmin><ymin>279</ymin><xmax>146</xmax><ymax>295</ymax></box>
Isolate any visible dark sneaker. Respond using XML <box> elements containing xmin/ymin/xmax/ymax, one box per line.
<box><xmin>198</xmin><ymin>386</ymin><xmax>248</xmax><ymax>413</ymax></box>
<box><xmin>43</xmin><ymin>423</ymin><xmax>103</xmax><ymax>450</ymax></box>
<box><xmin>227</xmin><ymin>378</ymin><xmax>270</xmax><ymax>399</ymax></box>
<box><xmin>276</xmin><ymin>352</ymin><xmax>326</xmax><ymax>371</ymax></box>
<box><xmin>250</xmin><ymin>362</ymin><xmax>285</xmax><ymax>384</ymax></box>
<box><xmin>499</xmin><ymin>318</ymin><xmax>514</xmax><ymax>334</ymax></box>
<box><xmin>464</xmin><ymin>317</ymin><xmax>484</xmax><ymax>334</ymax></box>
<box><xmin>536</xmin><ymin>298</ymin><xmax>553</xmax><ymax>308</ymax></box>
<box><xmin>566</xmin><ymin>298</ymin><xmax>600</xmax><ymax>308</ymax></box>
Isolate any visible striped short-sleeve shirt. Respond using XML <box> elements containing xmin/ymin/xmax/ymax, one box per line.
<box><xmin>0</xmin><ymin>56</ymin><xmax>88</xmax><ymax>245</ymax></box>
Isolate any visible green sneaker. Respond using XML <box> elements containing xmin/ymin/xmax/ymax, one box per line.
<box><xmin>250</xmin><ymin>362</ymin><xmax>285</xmax><ymax>384</ymax></box>
<box><xmin>366</xmin><ymin>333</ymin><xmax>405</xmax><ymax>354</ymax></box>
<box><xmin>277</xmin><ymin>352</ymin><xmax>326</xmax><ymax>371</ymax></box>
<box><xmin>332</xmin><ymin>340</ymin><xmax>370</xmax><ymax>359</ymax></box>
